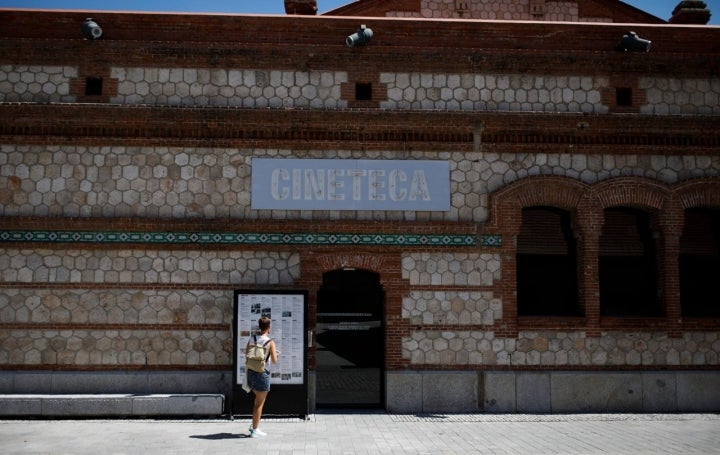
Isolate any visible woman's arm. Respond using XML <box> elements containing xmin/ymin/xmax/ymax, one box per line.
<box><xmin>268</xmin><ymin>340</ymin><xmax>279</xmax><ymax>364</ymax></box>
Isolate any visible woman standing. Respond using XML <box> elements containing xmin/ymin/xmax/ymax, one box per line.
<box><xmin>246</xmin><ymin>316</ymin><xmax>278</xmax><ymax>437</ymax></box>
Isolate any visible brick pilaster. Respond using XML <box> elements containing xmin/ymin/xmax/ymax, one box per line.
<box><xmin>659</xmin><ymin>198</ymin><xmax>684</xmax><ymax>338</ymax></box>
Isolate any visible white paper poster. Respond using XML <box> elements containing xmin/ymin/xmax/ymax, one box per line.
<box><xmin>236</xmin><ymin>292</ymin><xmax>305</xmax><ymax>385</ymax></box>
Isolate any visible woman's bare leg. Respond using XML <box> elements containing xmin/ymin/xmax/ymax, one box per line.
<box><xmin>252</xmin><ymin>390</ymin><xmax>268</xmax><ymax>429</ymax></box>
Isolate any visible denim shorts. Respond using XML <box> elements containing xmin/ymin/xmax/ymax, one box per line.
<box><xmin>247</xmin><ymin>370</ymin><xmax>271</xmax><ymax>392</ymax></box>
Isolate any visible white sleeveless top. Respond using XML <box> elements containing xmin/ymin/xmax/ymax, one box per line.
<box><xmin>250</xmin><ymin>333</ymin><xmax>272</xmax><ymax>347</ymax></box>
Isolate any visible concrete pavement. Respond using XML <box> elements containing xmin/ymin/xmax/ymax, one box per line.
<box><xmin>1</xmin><ymin>412</ymin><xmax>719</xmax><ymax>454</ymax></box>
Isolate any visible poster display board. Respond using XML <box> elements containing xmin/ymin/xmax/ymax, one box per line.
<box><xmin>232</xmin><ymin>290</ymin><xmax>308</xmax><ymax>417</ymax></box>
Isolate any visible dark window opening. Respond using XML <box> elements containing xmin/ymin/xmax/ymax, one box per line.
<box><xmin>680</xmin><ymin>208</ymin><xmax>720</xmax><ymax>317</ymax></box>
<box><xmin>517</xmin><ymin>206</ymin><xmax>581</xmax><ymax>316</ymax></box>
<box><xmin>355</xmin><ymin>82</ymin><xmax>372</xmax><ymax>101</ymax></box>
<box><xmin>616</xmin><ymin>87</ymin><xmax>632</xmax><ymax>106</ymax></box>
<box><xmin>85</xmin><ymin>77</ymin><xmax>103</xmax><ymax>96</ymax></box>
<box><xmin>599</xmin><ymin>207</ymin><xmax>662</xmax><ymax>316</ymax></box>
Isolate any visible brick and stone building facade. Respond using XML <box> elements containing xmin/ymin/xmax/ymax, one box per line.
<box><xmin>0</xmin><ymin>0</ymin><xmax>719</xmax><ymax>413</ymax></box>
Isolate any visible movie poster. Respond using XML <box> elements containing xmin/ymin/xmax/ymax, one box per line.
<box><xmin>236</xmin><ymin>292</ymin><xmax>305</xmax><ymax>386</ymax></box>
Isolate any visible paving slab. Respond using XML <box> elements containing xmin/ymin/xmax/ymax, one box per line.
<box><xmin>1</xmin><ymin>412</ymin><xmax>719</xmax><ymax>454</ymax></box>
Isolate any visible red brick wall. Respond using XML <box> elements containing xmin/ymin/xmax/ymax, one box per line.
<box><xmin>1</xmin><ymin>104</ymin><xmax>718</xmax><ymax>155</ymax></box>
<box><xmin>0</xmin><ymin>11</ymin><xmax>717</xmax><ymax>62</ymax></box>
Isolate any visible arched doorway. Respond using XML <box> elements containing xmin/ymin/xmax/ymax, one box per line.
<box><xmin>315</xmin><ymin>269</ymin><xmax>385</xmax><ymax>408</ymax></box>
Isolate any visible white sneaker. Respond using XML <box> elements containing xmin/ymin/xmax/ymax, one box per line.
<box><xmin>249</xmin><ymin>427</ymin><xmax>267</xmax><ymax>437</ymax></box>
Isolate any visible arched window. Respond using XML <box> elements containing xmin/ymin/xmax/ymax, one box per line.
<box><xmin>599</xmin><ymin>207</ymin><xmax>662</xmax><ymax>316</ymax></box>
<box><xmin>680</xmin><ymin>208</ymin><xmax>720</xmax><ymax>317</ymax></box>
<box><xmin>517</xmin><ymin>206</ymin><xmax>580</xmax><ymax>316</ymax></box>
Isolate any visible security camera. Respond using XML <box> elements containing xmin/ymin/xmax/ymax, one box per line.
<box><xmin>346</xmin><ymin>24</ymin><xmax>373</xmax><ymax>47</ymax></box>
<box><xmin>81</xmin><ymin>18</ymin><xmax>103</xmax><ymax>39</ymax></box>
<box><xmin>616</xmin><ymin>31</ymin><xmax>651</xmax><ymax>52</ymax></box>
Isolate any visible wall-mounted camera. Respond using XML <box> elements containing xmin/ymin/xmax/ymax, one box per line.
<box><xmin>616</xmin><ymin>31</ymin><xmax>651</xmax><ymax>52</ymax></box>
<box><xmin>346</xmin><ymin>24</ymin><xmax>373</xmax><ymax>48</ymax></box>
<box><xmin>81</xmin><ymin>18</ymin><xmax>103</xmax><ymax>40</ymax></box>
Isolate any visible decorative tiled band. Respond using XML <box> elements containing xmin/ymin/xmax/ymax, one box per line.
<box><xmin>0</xmin><ymin>230</ymin><xmax>500</xmax><ymax>247</ymax></box>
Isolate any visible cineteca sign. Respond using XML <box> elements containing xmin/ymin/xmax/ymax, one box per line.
<box><xmin>251</xmin><ymin>158</ymin><xmax>450</xmax><ymax>211</ymax></box>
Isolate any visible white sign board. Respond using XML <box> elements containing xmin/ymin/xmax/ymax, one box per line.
<box><xmin>251</xmin><ymin>158</ymin><xmax>450</xmax><ymax>211</ymax></box>
<box><xmin>236</xmin><ymin>292</ymin><xmax>305</xmax><ymax>386</ymax></box>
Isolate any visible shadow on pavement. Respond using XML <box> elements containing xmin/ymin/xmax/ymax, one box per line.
<box><xmin>189</xmin><ymin>432</ymin><xmax>247</xmax><ymax>440</ymax></box>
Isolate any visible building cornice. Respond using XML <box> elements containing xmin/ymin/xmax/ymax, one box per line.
<box><xmin>1</xmin><ymin>104</ymin><xmax>718</xmax><ymax>154</ymax></box>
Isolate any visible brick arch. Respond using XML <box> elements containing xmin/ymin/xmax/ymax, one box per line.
<box><xmin>299</xmin><ymin>251</ymin><xmax>406</xmax><ymax>372</ymax></box>
<box><xmin>673</xmin><ymin>177</ymin><xmax>720</xmax><ymax>210</ymax></box>
<box><xmin>489</xmin><ymin>175</ymin><xmax>587</xmax><ymax>234</ymax></box>
<box><xmin>311</xmin><ymin>253</ymin><xmax>403</xmax><ymax>317</ymax></box>
<box><xmin>590</xmin><ymin>177</ymin><xmax>671</xmax><ymax>211</ymax></box>
<box><xmin>314</xmin><ymin>253</ymin><xmax>387</xmax><ymax>272</ymax></box>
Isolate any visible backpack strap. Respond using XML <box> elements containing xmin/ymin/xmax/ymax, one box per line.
<box><xmin>262</xmin><ymin>338</ymin><xmax>272</xmax><ymax>362</ymax></box>
<box><xmin>246</xmin><ymin>334</ymin><xmax>257</xmax><ymax>350</ymax></box>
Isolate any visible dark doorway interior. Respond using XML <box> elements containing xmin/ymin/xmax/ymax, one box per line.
<box><xmin>316</xmin><ymin>269</ymin><xmax>384</xmax><ymax>408</ymax></box>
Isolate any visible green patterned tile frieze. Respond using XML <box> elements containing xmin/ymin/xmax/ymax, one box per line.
<box><xmin>480</xmin><ymin>235</ymin><xmax>503</xmax><ymax>247</ymax></box>
<box><xmin>0</xmin><ymin>229</ymin><xmax>501</xmax><ymax>247</ymax></box>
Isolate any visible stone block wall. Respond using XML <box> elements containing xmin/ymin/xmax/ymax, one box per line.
<box><xmin>381</xmin><ymin>73</ymin><xmax>608</xmax><ymax>113</ymax></box>
<box><xmin>110</xmin><ymin>68</ymin><xmax>348</xmax><ymax>108</ymax></box>
<box><xmin>0</xmin><ymin>144</ymin><xmax>718</xmax><ymax>386</ymax></box>
<box><xmin>0</xmin><ymin>65</ymin><xmax>76</xmax><ymax>103</ymax></box>
<box><xmin>401</xmin><ymin>253</ymin><xmax>501</xmax><ymax>286</ymax></box>
<box><xmin>0</xmin><ymin>251</ymin><xmax>299</xmax><ymax>370</ymax></box>
<box><xmin>0</xmin><ymin>289</ymin><xmax>228</xmax><ymax>326</ymax></box>
<box><xmin>0</xmin><ymin>249</ymin><xmax>299</xmax><ymax>285</ymax></box>
<box><xmin>0</xmin><ymin>146</ymin><xmax>486</xmax><ymax>221</ymax></box>
<box><xmin>1</xmin><ymin>145</ymin><xmax>718</xmax><ymax>222</ymax></box>
<box><xmin>401</xmin><ymin>330</ymin><xmax>720</xmax><ymax>367</ymax></box>
<box><xmin>3</xmin><ymin>65</ymin><xmax>720</xmax><ymax>115</ymax></box>
<box><xmin>640</xmin><ymin>77</ymin><xmax>720</xmax><ymax>115</ymax></box>
<box><xmin>0</xmin><ymin>327</ymin><xmax>232</xmax><ymax>367</ymax></box>
<box><xmin>403</xmin><ymin>291</ymin><xmax>502</xmax><ymax>325</ymax></box>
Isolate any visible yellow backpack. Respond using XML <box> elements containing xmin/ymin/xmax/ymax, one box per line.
<box><xmin>245</xmin><ymin>335</ymin><xmax>272</xmax><ymax>373</ymax></box>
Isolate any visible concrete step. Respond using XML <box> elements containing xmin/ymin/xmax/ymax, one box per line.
<box><xmin>0</xmin><ymin>394</ymin><xmax>225</xmax><ymax>417</ymax></box>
